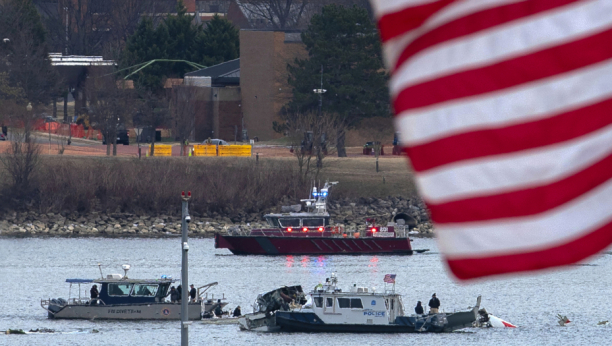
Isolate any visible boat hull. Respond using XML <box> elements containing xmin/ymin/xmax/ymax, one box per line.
<box><xmin>48</xmin><ymin>303</ymin><xmax>203</xmax><ymax>320</ymax></box>
<box><xmin>215</xmin><ymin>234</ymin><xmax>413</xmax><ymax>255</ymax></box>
<box><xmin>275</xmin><ymin>311</ymin><xmax>476</xmax><ymax>333</ymax></box>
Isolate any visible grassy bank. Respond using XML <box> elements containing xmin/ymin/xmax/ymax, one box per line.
<box><xmin>0</xmin><ymin>154</ymin><xmax>417</xmax><ymax>216</ymax></box>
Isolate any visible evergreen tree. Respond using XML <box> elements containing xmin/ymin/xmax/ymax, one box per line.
<box><xmin>163</xmin><ymin>1</ymin><xmax>202</xmax><ymax>77</ymax></box>
<box><xmin>0</xmin><ymin>0</ymin><xmax>59</xmax><ymax>106</ymax></box>
<box><xmin>121</xmin><ymin>18</ymin><xmax>169</xmax><ymax>92</ymax></box>
<box><xmin>287</xmin><ymin>5</ymin><xmax>389</xmax><ymax>157</ymax></box>
<box><xmin>195</xmin><ymin>15</ymin><xmax>240</xmax><ymax>66</ymax></box>
<box><xmin>120</xmin><ymin>1</ymin><xmax>240</xmax><ymax>92</ymax></box>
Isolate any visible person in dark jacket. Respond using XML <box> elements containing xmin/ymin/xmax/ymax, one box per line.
<box><xmin>177</xmin><ymin>285</ymin><xmax>182</xmax><ymax>302</ymax></box>
<box><xmin>233</xmin><ymin>306</ymin><xmax>241</xmax><ymax>317</ymax></box>
<box><xmin>169</xmin><ymin>286</ymin><xmax>179</xmax><ymax>303</ymax></box>
<box><xmin>214</xmin><ymin>299</ymin><xmax>223</xmax><ymax>317</ymax></box>
<box><xmin>189</xmin><ymin>284</ymin><xmax>197</xmax><ymax>302</ymax></box>
<box><xmin>415</xmin><ymin>301</ymin><xmax>424</xmax><ymax>315</ymax></box>
<box><xmin>90</xmin><ymin>285</ymin><xmax>99</xmax><ymax>305</ymax></box>
<box><xmin>428</xmin><ymin>293</ymin><xmax>441</xmax><ymax>314</ymax></box>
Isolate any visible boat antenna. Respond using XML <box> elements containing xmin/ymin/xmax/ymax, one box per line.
<box><xmin>122</xmin><ymin>264</ymin><xmax>131</xmax><ymax>279</ymax></box>
<box><xmin>98</xmin><ymin>263</ymin><xmax>103</xmax><ymax>279</ymax></box>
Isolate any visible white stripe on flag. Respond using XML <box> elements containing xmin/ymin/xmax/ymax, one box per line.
<box><xmin>391</xmin><ymin>0</ymin><xmax>612</xmax><ymax>96</ymax></box>
<box><xmin>416</xmin><ymin>124</ymin><xmax>612</xmax><ymax>203</ymax></box>
<box><xmin>396</xmin><ymin>59</ymin><xmax>612</xmax><ymax>146</ymax></box>
<box><xmin>437</xmin><ymin>176</ymin><xmax>612</xmax><ymax>258</ymax></box>
<box><xmin>371</xmin><ymin>0</ymin><xmax>439</xmax><ymax>18</ymax></box>
<box><xmin>382</xmin><ymin>0</ymin><xmax>523</xmax><ymax>69</ymax></box>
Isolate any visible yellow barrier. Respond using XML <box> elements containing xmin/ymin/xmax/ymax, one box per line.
<box><xmin>218</xmin><ymin>145</ymin><xmax>252</xmax><ymax>157</ymax></box>
<box><xmin>193</xmin><ymin>145</ymin><xmax>217</xmax><ymax>156</ymax></box>
<box><xmin>150</xmin><ymin>144</ymin><xmax>173</xmax><ymax>156</ymax></box>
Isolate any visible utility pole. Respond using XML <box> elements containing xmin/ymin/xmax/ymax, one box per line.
<box><xmin>180</xmin><ymin>191</ymin><xmax>191</xmax><ymax>346</ymax></box>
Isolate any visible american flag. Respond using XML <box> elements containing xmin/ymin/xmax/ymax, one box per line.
<box><xmin>384</xmin><ymin>274</ymin><xmax>397</xmax><ymax>283</ymax></box>
<box><xmin>371</xmin><ymin>0</ymin><xmax>612</xmax><ymax>280</ymax></box>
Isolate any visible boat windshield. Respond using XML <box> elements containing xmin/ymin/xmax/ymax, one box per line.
<box><xmin>132</xmin><ymin>284</ymin><xmax>159</xmax><ymax>297</ymax></box>
<box><xmin>302</xmin><ymin>218</ymin><xmax>325</xmax><ymax>227</ymax></box>
<box><xmin>278</xmin><ymin>218</ymin><xmax>300</xmax><ymax>228</ymax></box>
<box><xmin>266</xmin><ymin>217</ymin><xmax>280</xmax><ymax>227</ymax></box>
<box><xmin>108</xmin><ymin>283</ymin><xmax>133</xmax><ymax>296</ymax></box>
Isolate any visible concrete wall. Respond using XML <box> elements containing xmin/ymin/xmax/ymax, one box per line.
<box><xmin>240</xmin><ymin>30</ymin><xmax>307</xmax><ymax>141</ymax></box>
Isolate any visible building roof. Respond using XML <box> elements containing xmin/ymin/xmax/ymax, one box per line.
<box><xmin>49</xmin><ymin>53</ymin><xmax>115</xmax><ymax>66</ymax></box>
<box><xmin>185</xmin><ymin>58</ymin><xmax>240</xmax><ymax>78</ymax></box>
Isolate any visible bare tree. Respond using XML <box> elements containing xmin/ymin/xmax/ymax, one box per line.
<box><xmin>170</xmin><ymin>85</ymin><xmax>196</xmax><ymax>156</ymax></box>
<box><xmin>0</xmin><ymin>109</ymin><xmax>41</xmax><ymax>202</ymax></box>
<box><xmin>33</xmin><ymin>0</ymin><xmax>171</xmax><ymax>57</ymax></box>
<box><xmin>86</xmin><ymin>70</ymin><xmax>133</xmax><ymax>156</ymax></box>
<box><xmin>239</xmin><ymin>0</ymin><xmax>310</xmax><ymax>29</ymax></box>
<box><xmin>286</xmin><ymin>111</ymin><xmax>338</xmax><ymax>180</ymax></box>
<box><xmin>133</xmin><ymin>88</ymin><xmax>170</xmax><ymax>156</ymax></box>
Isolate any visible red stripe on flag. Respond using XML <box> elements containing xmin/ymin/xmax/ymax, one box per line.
<box><xmin>446</xmin><ymin>218</ymin><xmax>612</xmax><ymax>280</ymax></box>
<box><xmin>378</xmin><ymin>0</ymin><xmax>456</xmax><ymax>43</ymax></box>
<box><xmin>393</xmin><ymin>0</ymin><xmax>580</xmax><ymax>71</ymax></box>
<box><xmin>427</xmin><ymin>154</ymin><xmax>612</xmax><ymax>223</ymax></box>
<box><xmin>407</xmin><ymin>97</ymin><xmax>612</xmax><ymax>172</ymax></box>
<box><xmin>394</xmin><ymin>27</ymin><xmax>612</xmax><ymax>114</ymax></box>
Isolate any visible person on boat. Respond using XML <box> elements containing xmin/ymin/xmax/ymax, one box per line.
<box><xmin>189</xmin><ymin>284</ymin><xmax>197</xmax><ymax>302</ymax></box>
<box><xmin>233</xmin><ymin>306</ymin><xmax>242</xmax><ymax>317</ymax></box>
<box><xmin>177</xmin><ymin>285</ymin><xmax>182</xmax><ymax>302</ymax></box>
<box><xmin>214</xmin><ymin>299</ymin><xmax>224</xmax><ymax>317</ymax></box>
<box><xmin>415</xmin><ymin>301</ymin><xmax>424</xmax><ymax>315</ymax></box>
<box><xmin>429</xmin><ymin>294</ymin><xmax>441</xmax><ymax>314</ymax></box>
<box><xmin>90</xmin><ymin>285</ymin><xmax>99</xmax><ymax>305</ymax></box>
<box><xmin>169</xmin><ymin>286</ymin><xmax>179</xmax><ymax>303</ymax></box>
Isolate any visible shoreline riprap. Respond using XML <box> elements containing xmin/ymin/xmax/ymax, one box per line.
<box><xmin>0</xmin><ymin>196</ymin><xmax>434</xmax><ymax>238</ymax></box>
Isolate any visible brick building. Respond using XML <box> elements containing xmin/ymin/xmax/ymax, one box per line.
<box><xmin>180</xmin><ymin>59</ymin><xmax>242</xmax><ymax>142</ymax></box>
<box><xmin>239</xmin><ymin>30</ymin><xmax>306</xmax><ymax>141</ymax></box>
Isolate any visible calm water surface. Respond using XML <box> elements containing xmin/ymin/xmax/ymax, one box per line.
<box><xmin>0</xmin><ymin>237</ymin><xmax>610</xmax><ymax>345</ymax></box>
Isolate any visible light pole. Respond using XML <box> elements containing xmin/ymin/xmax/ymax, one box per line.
<box><xmin>26</xmin><ymin>102</ymin><xmax>32</xmax><ymax>144</ymax></box>
<box><xmin>312</xmin><ymin>65</ymin><xmax>326</xmax><ymax>118</ymax></box>
<box><xmin>180</xmin><ymin>191</ymin><xmax>192</xmax><ymax>346</ymax></box>
<box><xmin>313</xmin><ymin>66</ymin><xmax>326</xmax><ymax>168</ymax></box>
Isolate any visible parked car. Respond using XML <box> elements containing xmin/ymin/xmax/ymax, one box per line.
<box><xmin>103</xmin><ymin>129</ymin><xmax>129</xmax><ymax>145</ymax></box>
<box><xmin>202</xmin><ymin>139</ymin><xmax>228</xmax><ymax>145</ymax></box>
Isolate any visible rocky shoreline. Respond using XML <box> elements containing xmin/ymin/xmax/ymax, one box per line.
<box><xmin>0</xmin><ymin>196</ymin><xmax>434</xmax><ymax>238</ymax></box>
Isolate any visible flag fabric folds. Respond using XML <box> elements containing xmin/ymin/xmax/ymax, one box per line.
<box><xmin>384</xmin><ymin>274</ymin><xmax>397</xmax><ymax>283</ymax></box>
<box><xmin>371</xmin><ymin>0</ymin><xmax>612</xmax><ymax>280</ymax></box>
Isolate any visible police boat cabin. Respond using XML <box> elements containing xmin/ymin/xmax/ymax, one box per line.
<box><xmin>41</xmin><ymin>265</ymin><xmax>222</xmax><ymax>320</ymax></box>
<box><xmin>273</xmin><ymin>274</ymin><xmax>480</xmax><ymax>333</ymax></box>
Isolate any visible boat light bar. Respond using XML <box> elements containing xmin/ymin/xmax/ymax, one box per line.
<box><xmin>287</xmin><ymin>227</ymin><xmax>292</xmax><ymax>232</ymax></box>
<box><xmin>303</xmin><ymin>227</ymin><xmax>308</xmax><ymax>232</ymax></box>
<box><xmin>371</xmin><ymin>227</ymin><xmax>377</xmax><ymax>232</ymax></box>
<box><xmin>318</xmin><ymin>227</ymin><xmax>324</xmax><ymax>232</ymax></box>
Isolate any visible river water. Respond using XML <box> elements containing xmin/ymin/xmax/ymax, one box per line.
<box><xmin>0</xmin><ymin>237</ymin><xmax>610</xmax><ymax>345</ymax></box>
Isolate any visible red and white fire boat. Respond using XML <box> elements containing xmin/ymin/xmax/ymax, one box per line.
<box><xmin>215</xmin><ymin>182</ymin><xmax>424</xmax><ymax>255</ymax></box>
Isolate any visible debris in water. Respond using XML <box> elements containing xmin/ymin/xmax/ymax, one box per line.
<box><xmin>28</xmin><ymin>328</ymin><xmax>55</xmax><ymax>333</ymax></box>
<box><xmin>597</xmin><ymin>321</ymin><xmax>608</xmax><ymax>326</ymax></box>
<box><xmin>91</xmin><ymin>329</ymin><xmax>100</xmax><ymax>333</ymax></box>
<box><xmin>5</xmin><ymin>329</ymin><xmax>26</xmax><ymax>334</ymax></box>
<box><xmin>557</xmin><ymin>314</ymin><xmax>571</xmax><ymax>326</ymax></box>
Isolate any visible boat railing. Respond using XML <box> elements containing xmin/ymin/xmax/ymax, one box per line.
<box><xmin>394</xmin><ymin>225</ymin><xmax>409</xmax><ymax>238</ymax></box>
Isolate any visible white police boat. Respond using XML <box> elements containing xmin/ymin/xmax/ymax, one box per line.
<box><xmin>242</xmin><ymin>274</ymin><xmax>480</xmax><ymax>333</ymax></box>
<box><xmin>40</xmin><ymin>264</ymin><xmax>228</xmax><ymax>320</ymax></box>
